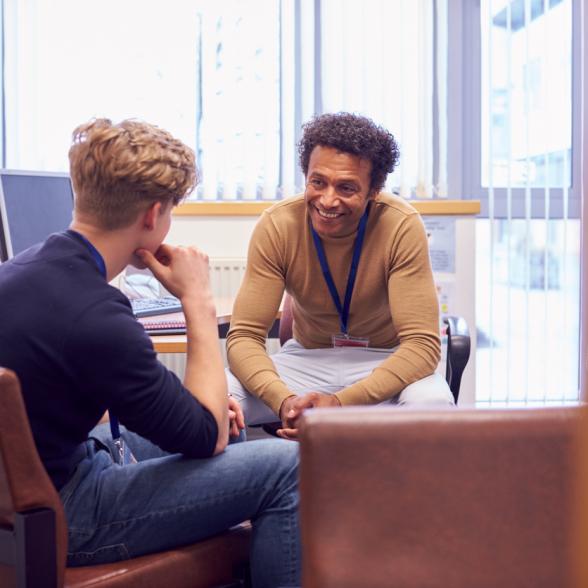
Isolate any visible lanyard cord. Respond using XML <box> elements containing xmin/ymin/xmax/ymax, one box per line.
<box><xmin>68</xmin><ymin>230</ymin><xmax>121</xmax><ymax>445</ymax></box>
<box><xmin>310</xmin><ymin>205</ymin><xmax>370</xmax><ymax>335</ymax></box>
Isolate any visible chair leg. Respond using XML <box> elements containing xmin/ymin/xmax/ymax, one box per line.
<box><xmin>14</xmin><ymin>509</ymin><xmax>57</xmax><ymax>588</ymax></box>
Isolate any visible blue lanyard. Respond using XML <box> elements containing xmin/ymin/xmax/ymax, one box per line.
<box><xmin>68</xmin><ymin>230</ymin><xmax>122</xmax><ymax>446</ymax></box>
<box><xmin>310</xmin><ymin>206</ymin><xmax>370</xmax><ymax>335</ymax></box>
<box><xmin>68</xmin><ymin>230</ymin><xmax>107</xmax><ymax>279</ymax></box>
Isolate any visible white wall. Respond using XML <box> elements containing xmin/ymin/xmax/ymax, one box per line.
<box><xmin>167</xmin><ymin>215</ymin><xmax>258</xmax><ymax>258</ymax></box>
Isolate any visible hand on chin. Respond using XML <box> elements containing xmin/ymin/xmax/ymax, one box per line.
<box><xmin>130</xmin><ymin>251</ymin><xmax>148</xmax><ymax>270</ymax></box>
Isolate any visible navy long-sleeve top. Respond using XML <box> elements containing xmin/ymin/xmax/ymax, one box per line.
<box><xmin>0</xmin><ymin>231</ymin><xmax>218</xmax><ymax>490</ymax></box>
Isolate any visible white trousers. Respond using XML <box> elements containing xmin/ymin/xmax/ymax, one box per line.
<box><xmin>227</xmin><ymin>339</ymin><xmax>455</xmax><ymax>425</ymax></box>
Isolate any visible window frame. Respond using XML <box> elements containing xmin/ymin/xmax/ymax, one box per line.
<box><xmin>451</xmin><ymin>0</ymin><xmax>582</xmax><ymax>220</ymax></box>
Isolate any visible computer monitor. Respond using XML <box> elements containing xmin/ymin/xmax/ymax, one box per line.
<box><xmin>0</xmin><ymin>170</ymin><xmax>74</xmax><ymax>262</ymax></box>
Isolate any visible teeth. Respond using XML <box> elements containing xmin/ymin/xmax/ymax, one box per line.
<box><xmin>317</xmin><ymin>209</ymin><xmax>341</xmax><ymax>219</ymax></box>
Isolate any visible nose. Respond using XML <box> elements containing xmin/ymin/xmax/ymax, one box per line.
<box><xmin>319</xmin><ymin>186</ymin><xmax>340</xmax><ymax>209</ymax></box>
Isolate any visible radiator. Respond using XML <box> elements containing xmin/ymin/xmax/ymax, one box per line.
<box><xmin>208</xmin><ymin>258</ymin><xmax>248</xmax><ymax>300</ymax></box>
<box><xmin>158</xmin><ymin>258</ymin><xmax>280</xmax><ymax>377</ymax></box>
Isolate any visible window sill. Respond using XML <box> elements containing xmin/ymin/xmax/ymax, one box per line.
<box><xmin>174</xmin><ymin>200</ymin><xmax>481</xmax><ymax>217</ymax></box>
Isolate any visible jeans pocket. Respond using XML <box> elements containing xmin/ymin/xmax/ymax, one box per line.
<box><xmin>67</xmin><ymin>542</ymin><xmax>130</xmax><ymax>567</ymax></box>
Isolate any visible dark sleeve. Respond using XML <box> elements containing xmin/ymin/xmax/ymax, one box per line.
<box><xmin>64</xmin><ymin>297</ymin><xmax>218</xmax><ymax>458</ymax></box>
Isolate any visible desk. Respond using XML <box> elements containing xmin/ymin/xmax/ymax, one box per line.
<box><xmin>149</xmin><ymin>302</ymin><xmax>281</xmax><ymax>354</ymax></box>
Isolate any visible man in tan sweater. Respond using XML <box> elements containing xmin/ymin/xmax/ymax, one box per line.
<box><xmin>226</xmin><ymin>113</ymin><xmax>454</xmax><ymax>439</ymax></box>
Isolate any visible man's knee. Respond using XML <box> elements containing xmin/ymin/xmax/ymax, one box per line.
<box><xmin>225</xmin><ymin>368</ymin><xmax>280</xmax><ymax>425</ymax></box>
<box><xmin>261</xmin><ymin>440</ymin><xmax>299</xmax><ymax>498</ymax></box>
<box><xmin>239</xmin><ymin>439</ymin><xmax>299</xmax><ymax>501</ymax></box>
<box><xmin>397</xmin><ymin>373</ymin><xmax>455</xmax><ymax>406</ymax></box>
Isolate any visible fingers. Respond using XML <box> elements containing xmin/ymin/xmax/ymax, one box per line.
<box><xmin>229</xmin><ymin>420</ymin><xmax>240</xmax><ymax>437</ymax></box>
<box><xmin>135</xmin><ymin>247</ymin><xmax>171</xmax><ymax>283</ymax></box>
<box><xmin>291</xmin><ymin>392</ymin><xmax>320</xmax><ymax>412</ymax></box>
<box><xmin>135</xmin><ymin>248</ymin><xmax>158</xmax><ymax>268</ymax></box>
<box><xmin>235</xmin><ymin>406</ymin><xmax>245</xmax><ymax>430</ymax></box>
<box><xmin>135</xmin><ymin>244</ymin><xmax>213</xmax><ymax>302</ymax></box>
<box><xmin>228</xmin><ymin>397</ymin><xmax>246</xmax><ymax>430</ymax></box>
<box><xmin>228</xmin><ymin>393</ymin><xmax>246</xmax><ymax>436</ymax></box>
<box><xmin>228</xmin><ymin>409</ymin><xmax>239</xmax><ymax>437</ymax></box>
<box><xmin>278</xmin><ymin>395</ymin><xmax>298</xmax><ymax>423</ymax></box>
<box><xmin>284</xmin><ymin>406</ymin><xmax>301</xmax><ymax>427</ymax></box>
<box><xmin>277</xmin><ymin>427</ymin><xmax>299</xmax><ymax>441</ymax></box>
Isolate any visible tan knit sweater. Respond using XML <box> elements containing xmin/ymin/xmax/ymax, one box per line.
<box><xmin>226</xmin><ymin>193</ymin><xmax>441</xmax><ymax>415</ymax></box>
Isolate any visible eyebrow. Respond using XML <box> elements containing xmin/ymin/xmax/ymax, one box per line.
<box><xmin>309</xmin><ymin>171</ymin><xmax>360</xmax><ymax>184</ymax></box>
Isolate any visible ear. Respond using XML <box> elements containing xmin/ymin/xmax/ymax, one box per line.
<box><xmin>142</xmin><ymin>201</ymin><xmax>162</xmax><ymax>231</ymax></box>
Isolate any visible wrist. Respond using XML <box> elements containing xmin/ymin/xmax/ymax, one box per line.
<box><xmin>181</xmin><ymin>294</ymin><xmax>216</xmax><ymax>316</ymax></box>
<box><xmin>331</xmin><ymin>394</ymin><xmax>342</xmax><ymax>407</ymax></box>
<box><xmin>278</xmin><ymin>394</ymin><xmax>297</xmax><ymax>421</ymax></box>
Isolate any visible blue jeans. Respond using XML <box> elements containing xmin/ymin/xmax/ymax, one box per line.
<box><xmin>59</xmin><ymin>424</ymin><xmax>300</xmax><ymax>588</ymax></box>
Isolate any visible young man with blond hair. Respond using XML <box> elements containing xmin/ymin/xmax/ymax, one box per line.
<box><xmin>0</xmin><ymin>118</ymin><xmax>300</xmax><ymax>587</ymax></box>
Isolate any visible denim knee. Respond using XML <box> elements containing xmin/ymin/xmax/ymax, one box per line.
<box><xmin>251</xmin><ymin>439</ymin><xmax>299</xmax><ymax>492</ymax></box>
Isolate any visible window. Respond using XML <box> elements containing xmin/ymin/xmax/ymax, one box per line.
<box><xmin>481</xmin><ymin>0</ymin><xmax>572</xmax><ymax>189</ymax></box>
<box><xmin>194</xmin><ymin>0</ymin><xmax>281</xmax><ymax>200</ymax></box>
<box><xmin>3</xmin><ymin>0</ymin><xmax>443</xmax><ymax>200</ymax></box>
<box><xmin>461</xmin><ymin>0</ymin><xmax>581</xmax><ymax>405</ymax></box>
<box><xmin>4</xmin><ymin>0</ymin><xmax>206</xmax><ymax>172</ymax></box>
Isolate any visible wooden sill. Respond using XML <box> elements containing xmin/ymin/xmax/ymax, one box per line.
<box><xmin>174</xmin><ymin>200</ymin><xmax>481</xmax><ymax>217</ymax></box>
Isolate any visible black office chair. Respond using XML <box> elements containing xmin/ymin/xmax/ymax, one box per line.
<box><xmin>260</xmin><ymin>294</ymin><xmax>471</xmax><ymax>436</ymax></box>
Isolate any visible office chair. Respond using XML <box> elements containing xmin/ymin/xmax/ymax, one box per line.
<box><xmin>260</xmin><ymin>294</ymin><xmax>471</xmax><ymax>436</ymax></box>
<box><xmin>0</xmin><ymin>368</ymin><xmax>250</xmax><ymax>588</ymax></box>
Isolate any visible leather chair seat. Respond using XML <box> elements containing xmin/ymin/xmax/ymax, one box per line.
<box><xmin>64</xmin><ymin>524</ymin><xmax>250</xmax><ymax>588</ymax></box>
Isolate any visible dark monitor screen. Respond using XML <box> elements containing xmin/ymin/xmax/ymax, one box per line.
<box><xmin>0</xmin><ymin>171</ymin><xmax>74</xmax><ymax>261</ymax></box>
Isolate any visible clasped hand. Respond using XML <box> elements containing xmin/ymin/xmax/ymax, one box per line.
<box><xmin>277</xmin><ymin>392</ymin><xmax>340</xmax><ymax>441</ymax></box>
<box><xmin>228</xmin><ymin>396</ymin><xmax>245</xmax><ymax>438</ymax></box>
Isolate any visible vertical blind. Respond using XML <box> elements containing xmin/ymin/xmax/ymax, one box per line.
<box><xmin>477</xmin><ymin>0</ymin><xmax>579</xmax><ymax>405</ymax></box>
<box><xmin>3</xmin><ymin>0</ymin><xmax>447</xmax><ymax>201</ymax></box>
<box><xmin>319</xmin><ymin>0</ymin><xmax>440</xmax><ymax>198</ymax></box>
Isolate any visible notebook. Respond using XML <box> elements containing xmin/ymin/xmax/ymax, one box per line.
<box><xmin>138</xmin><ymin>311</ymin><xmax>186</xmax><ymax>335</ymax></box>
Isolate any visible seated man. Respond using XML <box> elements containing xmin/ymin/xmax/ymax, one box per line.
<box><xmin>0</xmin><ymin>118</ymin><xmax>299</xmax><ymax>587</ymax></box>
<box><xmin>226</xmin><ymin>112</ymin><xmax>454</xmax><ymax>439</ymax></box>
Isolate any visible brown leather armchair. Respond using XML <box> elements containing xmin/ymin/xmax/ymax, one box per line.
<box><xmin>0</xmin><ymin>368</ymin><xmax>250</xmax><ymax>588</ymax></box>
<box><xmin>299</xmin><ymin>405</ymin><xmax>588</xmax><ymax>588</ymax></box>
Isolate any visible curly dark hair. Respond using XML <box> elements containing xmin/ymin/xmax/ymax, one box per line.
<box><xmin>298</xmin><ymin>112</ymin><xmax>399</xmax><ymax>194</ymax></box>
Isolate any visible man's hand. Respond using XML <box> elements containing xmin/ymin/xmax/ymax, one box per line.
<box><xmin>277</xmin><ymin>392</ymin><xmax>341</xmax><ymax>440</ymax></box>
<box><xmin>137</xmin><ymin>243</ymin><xmax>228</xmax><ymax>453</ymax></box>
<box><xmin>135</xmin><ymin>244</ymin><xmax>213</xmax><ymax>306</ymax></box>
<box><xmin>228</xmin><ymin>396</ymin><xmax>245</xmax><ymax>438</ymax></box>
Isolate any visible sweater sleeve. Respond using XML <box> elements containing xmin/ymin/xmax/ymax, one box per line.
<box><xmin>226</xmin><ymin>213</ymin><xmax>293</xmax><ymax>415</ymax></box>
<box><xmin>335</xmin><ymin>213</ymin><xmax>441</xmax><ymax>405</ymax></box>
<box><xmin>65</xmin><ymin>298</ymin><xmax>218</xmax><ymax>458</ymax></box>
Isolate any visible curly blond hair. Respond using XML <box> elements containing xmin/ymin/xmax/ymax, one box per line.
<box><xmin>69</xmin><ymin>118</ymin><xmax>197</xmax><ymax>230</ymax></box>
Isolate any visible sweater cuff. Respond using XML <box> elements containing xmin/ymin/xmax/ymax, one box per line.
<box><xmin>258</xmin><ymin>381</ymin><xmax>295</xmax><ymax>416</ymax></box>
<box><xmin>335</xmin><ymin>372</ymin><xmax>405</xmax><ymax>406</ymax></box>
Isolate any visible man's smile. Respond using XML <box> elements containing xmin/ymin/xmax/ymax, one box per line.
<box><xmin>314</xmin><ymin>205</ymin><xmax>344</xmax><ymax>219</ymax></box>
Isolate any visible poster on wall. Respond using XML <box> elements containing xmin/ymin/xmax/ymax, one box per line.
<box><xmin>423</xmin><ymin>217</ymin><xmax>455</xmax><ymax>274</ymax></box>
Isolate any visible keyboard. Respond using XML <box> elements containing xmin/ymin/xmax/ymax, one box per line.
<box><xmin>131</xmin><ymin>296</ymin><xmax>183</xmax><ymax>318</ymax></box>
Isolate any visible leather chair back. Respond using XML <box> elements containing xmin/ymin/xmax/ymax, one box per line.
<box><xmin>299</xmin><ymin>406</ymin><xmax>587</xmax><ymax>588</ymax></box>
<box><xmin>0</xmin><ymin>367</ymin><xmax>68</xmax><ymax>587</ymax></box>
<box><xmin>0</xmin><ymin>367</ymin><xmax>250</xmax><ymax>588</ymax></box>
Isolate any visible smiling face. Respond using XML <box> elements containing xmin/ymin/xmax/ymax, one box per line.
<box><xmin>304</xmin><ymin>145</ymin><xmax>374</xmax><ymax>238</ymax></box>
